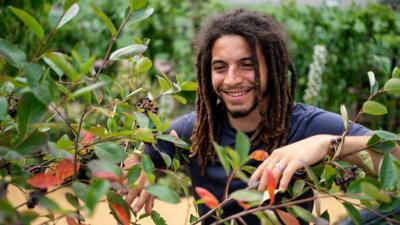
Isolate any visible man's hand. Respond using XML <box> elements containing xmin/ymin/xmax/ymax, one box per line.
<box><xmin>123</xmin><ymin>129</ymin><xmax>180</xmax><ymax>214</ymax></box>
<box><xmin>125</xmin><ymin>172</ymin><xmax>154</xmax><ymax>214</ymax></box>
<box><xmin>249</xmin><ymin>135</ymin><xmax>331</xmax><ymax>193</ymax></box>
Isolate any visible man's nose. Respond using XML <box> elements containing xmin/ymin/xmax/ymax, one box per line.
<box><xmin>224</xmin><ymin>67</ymin><xmax>242</xmax><ymax>86</ymax></box>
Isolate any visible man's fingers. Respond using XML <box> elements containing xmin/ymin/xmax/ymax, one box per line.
<box><xmin>144</xmin><ymin>196</ymin><xmax>155</xmax><ymax>214</ymax></box>
<box><xmin>125</xmin><ymin>188</ymin><xmax>141</xmax><ymax>206</ymax></box>
<box><xmin>169</xmin><ymin>130</ymin><xmax>179</xmax><ymax>138</ymax></box>
<box><xmin>279</xmin><ymin>162</ymin><xmax>301</xmax><ymax>192</ymax></box>
<box><xmin>133</xmin><ymin>191</ymin><xmax>151</xmax><ymax>213</ymax></box>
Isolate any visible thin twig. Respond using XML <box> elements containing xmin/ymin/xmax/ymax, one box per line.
<box><xmin>93</xmin><ymin>10</ymin><xmax>134</xmax><ymax>82</ymax></box>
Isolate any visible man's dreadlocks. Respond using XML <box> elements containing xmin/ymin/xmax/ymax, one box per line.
<box><xmin>191</xmin><ymin>8</ymin><xmax>297</xmax><ymax>170</ymax></box>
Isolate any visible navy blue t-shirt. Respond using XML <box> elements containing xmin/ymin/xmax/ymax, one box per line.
<box><xmin>145</xmin><ymin>103</ymin><xmax>371</xmax><ymax>224</ymax></box>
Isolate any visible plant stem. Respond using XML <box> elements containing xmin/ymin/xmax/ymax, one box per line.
<box><xmin>223</xmin><ymin>171</ymin><xmax>236</xmax><ymax>200</ymax></box>
<box><xmin>93</xmin><ymin>10</ymin><xmax>134</xmax><ymax>82</ymax></box>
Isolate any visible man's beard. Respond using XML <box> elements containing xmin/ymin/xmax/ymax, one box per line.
<box><xmin>221</xmin><ymin>97</ymin><xmax>259</xmax><ymax>118</ymax></box>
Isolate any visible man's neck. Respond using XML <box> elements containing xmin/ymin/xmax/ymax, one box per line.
<box><xmin>227</xmin><ymin>108</ymin><xmax>262</xmax><ymax>132</ymax></box>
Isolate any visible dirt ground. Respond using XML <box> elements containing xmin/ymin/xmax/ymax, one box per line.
<box><xmin>9</xmin><ymin>185</ymin><xmax>351</xmax><ymax>225</ymax></box>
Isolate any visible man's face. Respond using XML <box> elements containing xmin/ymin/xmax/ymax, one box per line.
<box><xmin>211</xmin><ymin>35</ymin><xmax>268</xmax><ymax>118</ymax></box>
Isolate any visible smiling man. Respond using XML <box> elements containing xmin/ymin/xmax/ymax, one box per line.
<box><xmin>125</xmin><ymin>8</ymin><xmax>400</xmax><ymax>224</ymax></box>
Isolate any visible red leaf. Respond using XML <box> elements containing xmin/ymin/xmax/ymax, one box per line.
<box><xmin>55</xmin><ymin>159</ymin><xmax>75</xmax><ymax>185</ymax></box>
<box><xmin>94</xmin><ymin>171</ymin><xmax>120</xmax><ymax>182</ymax></box>
<box><xmin>195</xmin><ymin>187</ymin><xmax>220</xmax><ymax>209</ymax></box>
<box><xmin>250</xmin><ymin>150</ymin><xmax>269</xmax><ymax>161</ymax></box>
<box><xmin>65</xmin><ymin>217</ymin><xmax>78</xmax><ymax>225</ymax></box>
<box><xmin>266</xmin><ymin>169</ymin><xmax>276</xmax><ymax>205</ymax></box>
<box><xmin>27</xmin><ymin>173</ymin><xmax>57</xmax><ymax>189</ymax></box>
<box><xmin>81</xmin><ymin>130</ymin><xmax>96</xmax><ymax>145</ymax></box>
<box><xmin>276</xmin><ymin>209</ymin><xmax>301</xmax><ymax>225</ymax></box>
<box><xmin>111</xmin><ymin>203</ymin><xmax>130</xmax><ymax>225</ymax></box>
<box><xmin>237</xmin><ymin>201</ymin><xmax>251</xmax><ymax>210</ymax></box>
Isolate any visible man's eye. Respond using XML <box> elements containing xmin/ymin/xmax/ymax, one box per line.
<box><xmin>241</xmin><ymin>63</ymin><xmax>254</xmax><ymax>69</ymax></box>
<box><xmin>213</xmin><ymin>66</ymin><xmax>226</xmax><ymax>71</ymax></box>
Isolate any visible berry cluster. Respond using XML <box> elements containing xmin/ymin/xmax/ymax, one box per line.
<box><xmin>335</xmin><ymin>165</ymin><xmax>358</xmax><ymax>188</ymax></box>
<box><xmin>27</xmin><ymin>189</ymin><xmax>47</xmax><ymax>209</ymax></box>
<box><xmin>136</xmin><ymin>97</ymin><xmax>158</xmax><ymax>114</ymax></box>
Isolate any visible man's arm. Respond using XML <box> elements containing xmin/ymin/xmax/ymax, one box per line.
<box><xmin>250</xmin><ymin>135</ymin><xmax>400</xmax><ymax>192</ymax></box>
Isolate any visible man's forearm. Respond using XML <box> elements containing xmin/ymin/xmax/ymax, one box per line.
<box><xmin>337</xmin><ymin>136</ymin><xmax>400</xmax><ymax>175</ymax></box>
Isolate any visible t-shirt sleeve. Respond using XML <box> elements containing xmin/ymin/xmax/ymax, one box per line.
<box><xmin>144</xmin><ymin>112</ymin><xmax>195</xmax><ymax>168</ymax></box>
<box><xmin>300</xmin><ymin>106</ymin><xmax>372</xmax><ymax>139</ymax></box>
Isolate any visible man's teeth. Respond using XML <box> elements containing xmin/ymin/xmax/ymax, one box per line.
<box><xmin>225</xmin><ymin>90</ymin><xmax>249</xmax><ymax>97</ymax></box>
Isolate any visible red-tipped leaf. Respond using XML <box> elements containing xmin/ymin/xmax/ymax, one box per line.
<box><xmin>195</xmin><ymin>187</ymin><xmax>219</xmax><ymax>209</ymax></box>
<box><xmin>28</xmin><ymin>172</ymin><xmax>57</xmax><ymax>189</ymax></box>
<box><xmin>111</xmin><ymin>203</ymin><xmax>130</xmax><ymax>225</ymax></box>
<box><xmin>65</xmin><ymin>217</ymin><xmax>78</xmax><ymax>225</ymax></box>
<box><xmin>81</xmin><ymin>130</ymin><xmax>96</xmax><ymax>145</ymax></box>
<box><xmin>55</xmin><ymin>159</ymin><xmax>75</xmax><ymax>185</ymax></box>
<box><xmin>250</xmin><ymin>150</ymin><xmax>269</xmax><ymax>161</ymax></box>
<box><xmin>276</xmin><ymin>209</ymin><xmax>301</xmax><ymax>225</ymax></box>
<box><xmin>238</xmin><ymin>201</ymin><xmax>251</xmax><ymax>210</ymax></box>
<box><xmin>266</xmin><ymin>169</ymin><xmax>276</xmax><ymax>205</ymax></box>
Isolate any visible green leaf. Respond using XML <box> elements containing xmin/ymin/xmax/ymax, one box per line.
<box><xmin>383</xmin><ymin>78</ymin><xmax>400</xmax><ymax>95</ymax></box>
<box><xmin>42</xmin><ymin>56</ymin><xmax>63</xmax><ymax>78</ymax></box>
<box><xmin>157</xmin><ymin>75</ymin><xmax>172</xmax><ymax>92</ymax></box>
<box><xmin>72</xmin><ymin>181</ymin><xmax>88</xmax><ymax>201</ymax></box>
<box><xmin>133</xmin><ymin>111</ymin><xmax>149</xmax><ymax>128</ymax></box>
<box><xmin>343</xmin><ymin>203</ymin><xmax>361</xmax><ymax>225</ymax></box>
<box><xmin>9</xmin><ymin>7</ymin><xmax>44</xmax><ymax>39</ymax></box>
<box><xmin>340</xmin><ymin>104</ymin><xmax>349</xmax><ymax>130</ymax></box>
<box><xmin>374</xmin><ymin>130</ymin><xmax>400</xmax><ymax>140</ymax></box>
<box><xmin>361</xmin><ymin>182</ymin><xmax>391</xmax><ymax>203</ymax></box>
<box><xmin>148</xmin><ymin>111</ymin><xmax>161</xmax><ymax>131</ymax></box>
<box><xmin>0</xmin><ymin>39</ymin><xmax>27</xmax><ymax>68</ymax></box>
<box><xmin>173</xmin><ymin>94</ymin><xmax>187</xmax><ymax>104</ymax></box>
<box><xmin>39</xmin><ymin>196</ymin><xmax>61</xmax><ymax>212</ymax></box>
<box><xmin>68</xmin><ymin>81</ymin><xmax>105</xmax><ymax>100</ymax></box>
<box><xmin>292</xmin><ymin>179</ymin><xmax>305</xmax><ymax>197</ymax></box>
<box><xmin>156</xmin><ymin>134</ymin><xmax>189</xmax><ymax>149</ymax></box>
<box><xmin>57</xmin><ymin>3</ymin><xmax>79</xmax><ymax>29</ymax></box>
<box><xmin>15</xmin><ymin>131</ymin><xmax>48</xmax><ymax>155</ymax></box>
<box><xmin>392</xmin><ymin>67</ymin><xmax>400</xmax><ymax>78</ymax></box>
<box><xmin>17</xmin><ymin>92</ymin><xmax>47</xmax><ymax>136</ymax></box>
<box><xmin>379</xmin><ymin>153</ymin><xmax>398</xmax><ymax>190</ymax></box>
<box><xmin>44</xmin><ymin>52</ymin><xmax>80</xmax><ymax>81</ymax></box>
<box><xmin>362</xmin><ymin>100</ymin><xmax>388</xmax><ymax>116</ymax></box>
<box><xmin>130</xmin><ymin>7</ymin><xmax>154</xmax><ymax>24</ymax></box>
<box><xmin>289</xmin><ymin>205</ymin><xmax>316</xmax><ymax>223</ymax></box>
<box><xmin>80</xmin><ymin>56</ymin><xmax>96</xmax><ymax>76</ymax></box>
<box><xmin>180</xmin><ymin>81</ymin><xmax>198</xmax><ymax>91</ymax></box>
<box><xmin>0</xmin><ymin>97</ymin><xmax>8</xmax><ymax>120</ymax></box>
<box><xmin>94</xmin><ymin>142</ymin><xmax>127</xmax><ymax>162</ymax></box>
<box><xmin>146</xmin><ymin>184</ymin><xmax>180</xmax><ymax>204</ymax></box>
<box><xmin>305</xmin><ymin>166</ymin><xmax>320</xmax><ymax>190</ymax></box>
<box><xmin>109</xmin><ymin>44</ymin><xmax>147</xmax><ymax>61</ymax></box>
<box><xmin>213</xmin><ymin>142</ymin><xmax>231</xmax><ymax>175</ymax></box>
<box><xmin>136</xmin><ymin>57</ymin><xmax>152</xmax><ymax>73</ymax></box>
<box><xmin>230</xmin><ymin>189</ymin><xmax>263</xmax><ymax>202</ymax></box>
<box><xmin>127</xmin><ymin>165</ymin><xmax>141</xmax><ymax>188</ymax></box>
<box><xmin>235</xmin><ymin>132</ymin><xmax>250</xmax><ymax>164</ymax></box>
<box><xmin>367</xmin><ymin>71</ymin><xmax>379</xmax><ymax>95</ymax></box>
<box><xmin>136</xmin><ymin>128</ymin><xmax>155</xmax><ymax>143</ymax></box>
<box><xmin>130</xmin><ymin>0</ymin><xmax>147</xmax><ymax>11</ymax></box>
<box><xmin>141</xmin><ymin>154</ymin><xmax>154</xmax><ymax>175</ymax></box>
<box><xmin>85</xmin><ymin>179</ymin><xmax>110</xmax><ymax>215</ymax></box>
<box><xmin>160</xmin><ymin>152</ymin><xmax>172</xmax><ymax>168</ymax></box>
<box><xmin>91</xmin><ymin>3</ymin><xmax>117</xmax><ymax>36</ymax></box>
<box><xmin>24</xmin><ymin>63</ymin><xmax>52</xmax><ymax>104</ymax></box>
<box><xmin>65</xmin><ymin>192</ymin><xmax>80</xmax><ymax>209</ymax></box>
<box><xmin>368</xmin><ymin>134</ymin><xmax>396</xmax><ymax>154</ymax></box>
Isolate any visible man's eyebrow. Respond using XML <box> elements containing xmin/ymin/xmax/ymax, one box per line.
<box><xmin>211</xmin><ymin>57</ymin><xmax>253</xmax><ymax>65</ymax></box>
